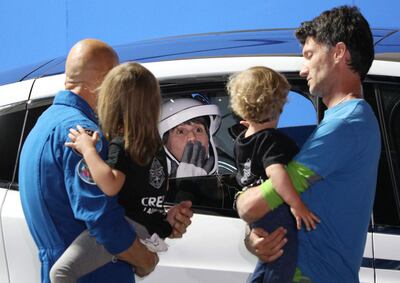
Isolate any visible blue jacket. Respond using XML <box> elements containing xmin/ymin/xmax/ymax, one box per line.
<box><xmin>19</xmin><ymin>90</ymin><xmax>137</xmax><ymax>283</ymax></box>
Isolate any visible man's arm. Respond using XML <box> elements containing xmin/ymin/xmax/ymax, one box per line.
<box><xmin>117</xmin><ymin>238</ymin><xmax>159</xmax><ymax>277</ymax></box>
<box><xmin>236</xmin><ymin>186</ymin><xmax>270</xmax><ymax>223</ymax></box>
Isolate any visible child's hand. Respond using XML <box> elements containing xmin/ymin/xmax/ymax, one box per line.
<box><xmin>166</xmin><ymin>201</ymin><xmax>193</xmax><ymax>238</ymax></box>
<box><xmin>65</xmin><ymin>125</ymin><xmax>99</xmax><ymax>156</ymax></box>
<box><xmin>290</xmin><ymin>202</ymin><xmax>320</xmax><ymax>231</ymax></box>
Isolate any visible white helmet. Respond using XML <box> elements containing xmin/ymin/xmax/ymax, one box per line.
<box><xmin>159</xmin><ymin>98</ymin><xmax>221</xmax><ymax>175</ymax></box>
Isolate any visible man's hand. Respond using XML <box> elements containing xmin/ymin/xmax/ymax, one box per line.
<box><xmin>176</xmin><ymin>141</ymin><xmax>214</xmax><ymax>178</ymax></box>
<box><xmin>167</xmin><ymin>200</ymin><xmax>193</xmax><ymax>238</ymax></box>
<box><xmin>117</xmin><ymin>238</ymin><xmax>159</xmax><ymax>277</ymax></box>
<box><xmin>245</xmin><ymin>226</ymin><xmax>287</xmax><ymax>263</ymax></box>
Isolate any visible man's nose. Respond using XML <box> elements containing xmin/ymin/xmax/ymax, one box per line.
<box><xmin>186</xmin><ymin>131</ymin><xmax>196</xmax><ymax>141</ymax></box>
<box><xmin>299</xmin><ymin>65</ymin><xmax>308</xmax><ymax>78</ymax></box>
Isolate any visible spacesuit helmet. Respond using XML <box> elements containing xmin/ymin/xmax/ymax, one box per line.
<box><xmin>159</xmin><ymin>97</ymin><xmax>221</xmax><ymax>175</ymax></box>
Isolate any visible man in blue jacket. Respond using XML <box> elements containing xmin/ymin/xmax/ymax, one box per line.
<box><xmin>19</xmin><ymin>39</ymin><xmax>192</xmax><ymax>283</ymax></box>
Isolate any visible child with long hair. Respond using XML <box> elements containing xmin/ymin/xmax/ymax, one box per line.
<box><xmin>228</xmin><ymin>66</ymin><xmax>320</xmax><ymax>283</ymax></box>
<box><xmin>50</xmin><ymin>62</ymin><xmax>175</xmax><ymax>282</ymax></box>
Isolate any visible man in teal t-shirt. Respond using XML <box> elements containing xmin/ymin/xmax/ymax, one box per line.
<box><xmin>236</xmin><ymin>6</ymin><xmax>381</xmax><ymax>283</ymax></box>
<box><xmin>294</xmin><ymin>99</ymin><xmax>380</xmax><ymax>282</ymax></box>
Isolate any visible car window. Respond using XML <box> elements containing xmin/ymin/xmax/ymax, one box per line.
<box><xmin>12</xmin><ymin>98</ymin><xmax>53</xmax><ymax>187</ymax></box>
<box><xmin>0</xmin><ymin>102</ymin><xmax>26</xmax><ymax>189</ymax></box>
<box><xmin>167</xmin><ymin>174</ymin><xmax>239</xmax><ymax>216</ymax></box>
<box><xmin>366</xmin><ymin>82</ymin><xmax>400</xmax><ymax>228</ymax></box>
<box><xmin>211</xmin><ymin>90</ymin><xmax>316</xmax><ymax>174</ymax></box>
<box><xmin>165</xmin><ymin>77</ymin><xmax>317</xmax><ymax>214</ymax></box>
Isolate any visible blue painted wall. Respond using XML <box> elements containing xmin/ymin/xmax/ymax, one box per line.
<box><xmin>0</xmin><ymin>0</ymin><xmax>399</xmax><ymax>73</ymax></box>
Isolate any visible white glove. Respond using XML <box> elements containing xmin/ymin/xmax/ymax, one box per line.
<box><xmin>176</xmin><ymin>141</ymin><xmax>214</xmax><ymax>178</ymax></box>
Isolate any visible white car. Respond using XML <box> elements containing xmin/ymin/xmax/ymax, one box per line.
<box><xmin>0</xmin><ymin>28</ymin><xmax>399</xmax><ymax>283</ymax></box>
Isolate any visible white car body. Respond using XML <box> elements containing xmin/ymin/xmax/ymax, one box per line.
<box><xmin>1</xmin><ymin>28</ymin><xmax>400</xmax><ymax>282</ymax></box>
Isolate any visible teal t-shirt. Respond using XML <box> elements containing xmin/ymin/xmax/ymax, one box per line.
<box><xmin>295</xmin><ymin>99</ymin><xmax>381</xmax><ymax>283</ymax></box>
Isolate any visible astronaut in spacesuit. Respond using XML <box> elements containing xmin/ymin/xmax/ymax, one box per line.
<box><xmin>159</xmin><ymin>97</ymin><xmax>221</xmax><ymax>178</ymax></box>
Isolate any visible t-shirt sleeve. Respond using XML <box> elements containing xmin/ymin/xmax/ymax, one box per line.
<box><xmin>107</xmin><ymin>138</ymin><xmax>130</xmax><ymax>174</ymax></box>
<box><xmin>294</xmin><ymin>118</ymin><xmax>355</xmax><ymax>178</ymax></box>
<box><xmin>260</xmin><ymin>134</ymin><xmax>297</xmax><ymax>169</ymax></box>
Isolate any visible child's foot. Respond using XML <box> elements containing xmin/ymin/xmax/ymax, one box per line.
<box><xmin>140</xmin><ymin>233</ymin><xmax>169</xmax><ymax>252</ymax></box>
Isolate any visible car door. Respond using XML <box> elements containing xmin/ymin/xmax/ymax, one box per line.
<box><xmin>140</xmin><ymin>75</ymin><xmax>318</xmax><ymax>283</ymax></box>
<box><xmin>365</xmin><ymin>80</ymin><xmax>400</xmax><ymax>282</ymax></box>
<box><xmin>0</xmin><ymin>79</ymin><xmax>37</xmax><ymax>283</ymax></box>
<box><xmin>0</xmin><ymin>72</ymin><xmax>63</xmax><ymax>283</ymax></box>
<box><xmin>1</xmin><ymin>96</ymin><xmax>55</xmax><ymax>283</ymax></box>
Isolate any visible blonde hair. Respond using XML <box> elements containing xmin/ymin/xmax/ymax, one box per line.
<box><xmin>227</xmin><ymin>66</ymin><xmax>290</xmax><ymax>123</ymax></box>
<box><xmin>97</xmin><ymin>62</ymin><xmax>162</xmax><ymax>166</ymax></box>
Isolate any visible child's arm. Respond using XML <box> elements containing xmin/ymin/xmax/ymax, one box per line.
<box><xmin>266</xmin><ymin>163</ymin><xmax>320</xmax><ymax>230</ymax></box>
<box><xmin>65</xmin><ymin>125</ymin><xmax>125</xmax><ymax>196</ymax></box>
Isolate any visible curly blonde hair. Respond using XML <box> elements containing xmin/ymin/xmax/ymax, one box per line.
<box><xmin>227</xmin><ymin>66</ymin><xmax>290</xmax><ymax>123</ymax></box>
<box><xmin>97</xmin><ymin>62</ymin><xmax>162</xmax><ymax>166</ymax></box>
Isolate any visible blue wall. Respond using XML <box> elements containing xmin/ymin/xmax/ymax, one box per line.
<box><xmin>0</xmin><ymin>0</ymin><xmax>399</xmax><ymax>73</ymax></box>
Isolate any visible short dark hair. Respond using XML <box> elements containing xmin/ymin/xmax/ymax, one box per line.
<box><xmin>295</xmin><ymin>5</ymin><xmax>374</xmax><ymax>81</ymax></box>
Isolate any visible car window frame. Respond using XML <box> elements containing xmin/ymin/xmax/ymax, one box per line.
<box><xmin>366</xmin><ymin>76</ymin><xmax>400</xmax><ymax>229</ymax></box>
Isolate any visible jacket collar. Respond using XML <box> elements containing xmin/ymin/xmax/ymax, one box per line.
<box><xmin>53</xmin><ymin>90</ymin><xmax>98</xmax><ymax>123</ymax></box>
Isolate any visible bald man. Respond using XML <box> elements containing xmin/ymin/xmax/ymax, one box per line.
<box><xmin>19</xmin><ymin>39</ymin><xmax>158</xmax><ymax>283</ymax></box>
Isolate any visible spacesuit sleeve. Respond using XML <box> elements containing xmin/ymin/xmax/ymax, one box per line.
<box><xmin>61</xmin><ymin>124</ymin><xmax>136</xmax><ymax>254</ymax></box>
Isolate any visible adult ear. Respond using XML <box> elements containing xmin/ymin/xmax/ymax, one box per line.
<box><xmin>333</xmin><ymin>42</ymin><xmax>348</xmax><ymax>64</ymax></box>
